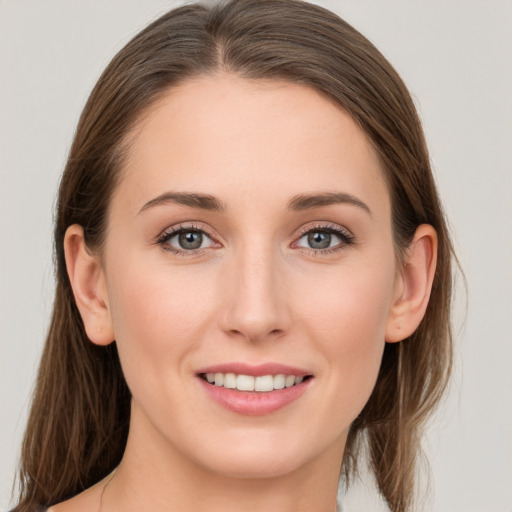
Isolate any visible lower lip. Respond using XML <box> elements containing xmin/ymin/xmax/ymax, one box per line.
<box><xmin>198</xmin><ymin>377</ymin><xmax>311</xmax><ymax>416</ymax></box>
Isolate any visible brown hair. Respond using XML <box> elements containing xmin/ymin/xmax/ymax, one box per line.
<box><xmin>14</xmin><ymin>1</ymin><xmax>453</xmax><ymax>511</ymax></box>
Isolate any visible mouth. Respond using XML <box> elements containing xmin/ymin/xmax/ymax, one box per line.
<box><xmin>196</xmin><ymin>363</ymin><xmax>314</xmax><ymax>415</ymax></box>
<box><xmin>199</xmin><ymin>372</ymin><xmax>312</xmax><ymax>392</ymax></box>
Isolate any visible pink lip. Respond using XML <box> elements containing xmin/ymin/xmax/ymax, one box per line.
<box><xmin>196</xmin><ymin>362</ymin><xmax>311</xmax><ymax>377</ymax></box>
<box><xmin>196</xmin><ymin>362</ymin><xmax>313</xmax><ymax>416</ymax></box>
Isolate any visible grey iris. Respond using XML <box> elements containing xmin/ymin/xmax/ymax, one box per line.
<box><xmin>179</xmin><ymin>231</ymin><xmax>203</xmax><ymax>249</ymax></box>
<box><xmin>308</xmin><ymin>231</ymin><xmax>331</xmax><ymax>249</ymax></box>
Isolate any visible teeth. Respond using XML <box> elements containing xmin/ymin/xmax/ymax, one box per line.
<box><xmin>285</xmin><ymin>375</ymin><xmax>295</xmax><ymax>388</ymax></box>
<box><xmin>273</xmin><ymin>374</ymin><xmax>285</xmax><ymax>390</ymax></box>
<box><xmin>203</xmin><ymin>372</ymin><xmax>307</xmax><ymax>392</ymax></box>
<box><xmin>224</xmin><ymin>373</ymin><xmax>236</xmax><ymax>389</ymax></box>
<box><xmin>255</xmin><ymin>375</ymin><xmax>273</xmax><ymax>392</ymax></box>
<box><xmin>237</xmin><ymin>374</ymin><xmax>255</xmax><ymax>391</ymax></box>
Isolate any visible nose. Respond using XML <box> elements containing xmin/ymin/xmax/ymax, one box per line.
<box><xmin>218</xmin><ymin>244</ymin><xmax>292</xmax><ymax>343</ymax></box>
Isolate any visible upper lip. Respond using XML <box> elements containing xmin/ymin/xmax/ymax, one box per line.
<box><xmin>196</xmin><ymin>362</ymin><xmax>312</xmax><ymax>377</ymax></box>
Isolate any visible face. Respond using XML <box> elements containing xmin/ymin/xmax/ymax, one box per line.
<box><xmin>100</xmin><ymin>75</ymin><xmax>401</xmax><ymax>478</ymax></box>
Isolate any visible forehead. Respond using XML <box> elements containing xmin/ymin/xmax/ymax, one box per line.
<box><xmin>115</xmin><ymin>74</ymin><xmax>389</xmax><ymax>217</ymax></box>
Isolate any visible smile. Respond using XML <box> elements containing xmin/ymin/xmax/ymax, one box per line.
<box><xmin>201</xmin><ymin>372</ymin><xmax>308</xmax><ymax>392</ymax></box>
<box><xmin>197</xmin><ymin>364</ymin><xmax>313</xmax><ymax>415</ymax></box>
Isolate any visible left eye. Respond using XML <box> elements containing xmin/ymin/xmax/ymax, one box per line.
<box><xmin>296</xmin><ymin>229</ymin><xmax>345</xmax><ymax>250</ymax></box>
<box><xmin>161</xmin><ymin>229</ymin><xmax>214</xmax><ymax>251</ymax></box>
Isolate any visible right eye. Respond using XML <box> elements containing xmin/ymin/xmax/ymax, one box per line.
<box><xmin>157</xmin><ymin>225</ymin><xmax>218</xmax><ymax>255</ymax></box>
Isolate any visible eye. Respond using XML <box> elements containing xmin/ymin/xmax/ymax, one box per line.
<box><xmin>157</xmin><ymin>225</ymin><xmax>218</xmax><ymax>254</ymax></box>
<box><xmin>294</xmin><ymin>225</ymin><xmax>354</xmax><ymax>253</ymax></box>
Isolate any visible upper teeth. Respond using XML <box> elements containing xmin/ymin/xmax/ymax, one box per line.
<box><xmin>205</xmin><ymin>373</ymin><xmax>304</xmax><ymax>392</ymax></box>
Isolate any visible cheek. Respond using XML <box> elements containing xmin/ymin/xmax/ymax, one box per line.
<box><xmin>295</xmin><ymin>260</ymin><xmax>396</xmax><ymax>418</ymax></box>
<box><xmin>298</xmin><ymin>261</ymin><xmax>394</xmax><ymax>346</ymax></box>
<box><xmin>105</xmin><ymin>258</ymin><xmax>217</xmax><ymax>384</ymax></box>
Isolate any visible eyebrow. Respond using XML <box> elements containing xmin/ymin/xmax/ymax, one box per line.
<box><xmin>138</xmin><ymin>192</ymin><xmax>226</xmax><ymax>215</ymax></box>
<box><xmin>287</xmin><ymin>192</ymin><xmax>372</xmax><ymax>216</ymax></box>
<box><xmin>138</xmin><ymin>190</ymin><xmax>371</xmax><ymax>216</ymax></box>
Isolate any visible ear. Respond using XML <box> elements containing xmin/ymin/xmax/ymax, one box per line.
<box><xmin>64</xmin><ymin>224</ymin><xmax>115</xmax><ymax>346</ymax></box>
<box><xmin>385</xmin><ymin>224</ymin><xmax>438</xmax><ymax>343</ymax></box>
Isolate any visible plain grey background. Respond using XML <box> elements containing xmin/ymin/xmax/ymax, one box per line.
<box><xmin>1</xmin><ymin>1</ymin><xmax>511</xmax><ymax>510</ymax></box>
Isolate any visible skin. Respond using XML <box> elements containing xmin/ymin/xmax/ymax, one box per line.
<box><xmin>56</xmin><ymin>74</ymin><xmax>437</xmax><ymax>512</ymax></box>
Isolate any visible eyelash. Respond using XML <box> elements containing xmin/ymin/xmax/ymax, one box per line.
<box><xmin>156</xmin><ymin>222</ymin><xmax>355</xmax><ymax>257</ymax></box>
<box><xmin>295</xmin><ymin>223</ymin><xmax>355</xmax><ymax>255</ymax></box>
<box><xmin>156</xmin><ymin>222</ymin><xmax>217</xmax><ymax>256</ymax></box>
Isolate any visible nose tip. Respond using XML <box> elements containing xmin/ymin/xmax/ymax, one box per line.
<box><xmin>218</xmin><ymin>254</ymin><xmax>291</xmax><ymax>343</ymax></box>
<box><xmin>226</xmin><ymin>318</ymin><xmax>285</xmax><ymax>344</ymax></box>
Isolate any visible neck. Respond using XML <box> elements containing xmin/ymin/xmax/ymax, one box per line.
<box><xmin>104</xmin><ymin>407</ymin><xmax>345</xmax><ymax>512</ymax></box>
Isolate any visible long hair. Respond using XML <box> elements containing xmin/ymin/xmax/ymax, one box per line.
<box><xmin>14</xmin><ymin>1</ymin><xmax>454</xmax><ymax>511</ymax></box>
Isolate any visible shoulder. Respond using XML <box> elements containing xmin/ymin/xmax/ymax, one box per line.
<box><xmin>46</xmin><ymin>477</ymin><xmax>106</xmax><ymax>512</ymax></box>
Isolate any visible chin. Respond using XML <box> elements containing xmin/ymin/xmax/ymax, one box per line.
<box><xmin>187</xmin><ymin>426</ymin><xmax>344</xmax><ymax>481</ymax></box>
<box><xmin>200</xmin><ymin>448</ymin><xmax>309</xmax><ymax>480</ymax></box>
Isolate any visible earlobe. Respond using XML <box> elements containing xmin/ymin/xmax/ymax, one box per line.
<box><xmin>64</xmin><ymin>224</ymin><xmax>115</xmax><ymax>346</ymax></box>
<box><xmin>385</xmin><ymin>224</ymin><xmax>438</xmax><ymax>343</ymax></box>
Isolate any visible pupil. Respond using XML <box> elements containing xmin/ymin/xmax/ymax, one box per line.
<box><xmin>308</xmin><ymin>231</ymin><xmax>331</xmax><ymax>249</ymax></box>
<box><xmin>179</xmin><ymin>231</ymin><xmax>202</xmax><ymax>249</ymax></box>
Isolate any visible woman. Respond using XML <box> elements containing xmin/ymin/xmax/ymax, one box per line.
<box><xmin>12</xmin><ymin>1</ymin><xmax>453</xmax><ymax>511</ymax></box>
